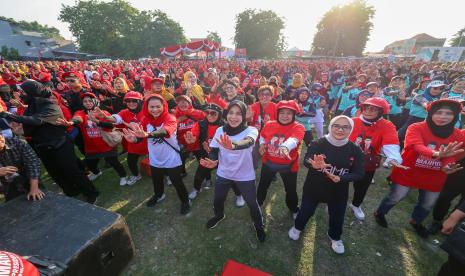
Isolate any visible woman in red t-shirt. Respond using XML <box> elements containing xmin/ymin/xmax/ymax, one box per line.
<box><xmin>57</xmin><ymin>92</ymin><xmax>128</xmax><ymax>186</ymax></box>
<box><xmin>375</xmin><ymin>99</ymin><xmax>465</xmax><ymax>238</ymax></box>
<box><xmin>91</xmin><ymin>91</ymin><xmax>147</xmax><ymax>186</ymax></box>
<box><xmin>256</xmin><ymin>100</ymin><xmax>305</xmax><ymax>218</ymax></box>
<box><xmin>348</xmin><ymin>97</ymin><xmax>404</xmax><ymax>220</ymax></box>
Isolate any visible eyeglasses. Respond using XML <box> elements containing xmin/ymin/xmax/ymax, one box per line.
<box><xmin>205</xmin><ymin>110</ymin><xmax>218</xmax><ymax>116</ymax></box>
<box><xmin>125</xmin><ymin>99</ymin><xmax>139</xmax><ymax>103</ymax></box>
<box><xmin>260</xmin><ymin>93</ymin><xmax>272</xmax><ymax>97</ymax></box>
<box><xmin>363</xmin><ymin>105</ymin><xmax>379</xmax><ymax>112</ymax></box>
<box><xmin>331</xmin><ymin>124</ymin><xmax>352</xmax><ymax>131</ymax></box>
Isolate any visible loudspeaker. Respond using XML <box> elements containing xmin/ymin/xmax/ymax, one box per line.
<box><xmin>0</xmin><ymin>192</ymin><xmax>135</xmax><ymax>276</ymax></box>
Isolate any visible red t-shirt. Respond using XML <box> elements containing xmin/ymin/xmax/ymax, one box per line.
<box><xmin>117</xmin><ymin>109</ymin><xmax>148</xmax><ymax>155</ymax></box>
<box><xmin>349</xmin><ymin>118</ymin><xmax>399</xmax><ymax>156</ymax></box>
<box><xmin>74</xmin><ymin>110</ymin><xmax>114</xmax><ymax>154</ymax></box>
<box><xmin>190</xmin><ymin>121</ymin><xmax>220</xmax><ymax>151</ymax></box>
<box><xmin>391</xmin><ymin>122</ymin><xmax>465</xmax><ymax>192</ymax></box>
<box><xmin>249</xmin><ymin>102</ymin><xmax>277</xmax><ymax>132</ymax></box>
<box><xmin>176</xmin><ymin>108</ymin><xmax>205</xmax><ymax>151</ymax></box>
<box><xmin>260</xmin><ymin>121</ymin><xmax>305</xmax><ymax>172</ymax></box>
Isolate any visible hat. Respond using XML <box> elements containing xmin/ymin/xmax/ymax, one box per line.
<box><xmin>62</xmin><ymin>71</ymin><xmax>83</xmax><ymax>79</ymax></box>
<box><xmin>276</xmin><ymin>100</ymin><xmax>302</xmax><ymax>113</ymax></box>
<box><xmin>366</xmin><ymin>81</ymin><xmax>379</xmax><ymax>88</ymax></box>
<box><xmin>151</xmin><ymin>78</ymin><xmax>164</xmax><ymax>85</ymax></box>
<box><xmin>311</xmin><ymin>83</ymin><xmax>323</xmax><ymax>91</ymax></box>
<box><xmin>124</xmin><ymin>91</ymin><xmax>143</xmax><ymax>101</ymax></box>
<box><xmin>204</xmin><ymin>103</ymin><xmax>222</xmax><ymax>113</ymax></box>
<box><xmin>361</xmin><ymin>97</ymin><xmax>390</xmax><ymax>115</ymax></box>
<box><xmin>391</xmin><ymin>75</ymin><xmax>404</xmax><ymax>81</ymax></box>
<box><xmin>427</xmin><ymin>80</ymin><xmax>445</xmax><ymax>89</ymax></box>
<box><xmin>80</xmin><ymin>92</ymin><xmax>97</xmax><ymax>100</ymax></box>
<box><xmin>175</xmin><ymin>95</ymin><xmax>192</xmax><ymax>104</ymax></box>
<box><xmin>426</xmin><ymin>99</ymin><xmax>463</xmax><ymax>113</ymax></box>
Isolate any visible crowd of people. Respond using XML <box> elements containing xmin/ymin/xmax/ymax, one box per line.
<box><xmin>1</xmin><ymin>57</ymin><xmax>465</xmax><ymax>273</ymax></box>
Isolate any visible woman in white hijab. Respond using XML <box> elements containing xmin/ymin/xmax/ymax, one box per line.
<box><xmin>288</xmin><ymin>115</ymin><xmax>365</xmax><ymax>254</ymax></box>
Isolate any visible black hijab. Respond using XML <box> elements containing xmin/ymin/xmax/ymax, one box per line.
<box><xmin>426</xmin><ymin>101</ymin><xmax>461</xmax><ymax>139</ymax></box>
<box><xmin>20</xmin><ymin>80</ymin><xmax>63</xmax><ymax>125</ymax></box>
<box><xmin>223</xmin><ymin>100</ymin><xmax>247</xmax><ymax>136</ymax></box>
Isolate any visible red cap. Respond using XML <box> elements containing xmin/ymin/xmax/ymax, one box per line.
<box><xmin>426</xmin><ymin>99</ymin><xmax>463</xmax><ymax>112</ymax></box>
<box><xmin>151</xmin><ymin>78</ymin><xmax>164</xmax><ymax>85</ymax></box>
<box><xmin>62</xmin><ymin>71</ymin><xmax>83</xmax><ymax>79</ymax></box>
<box><xmin>80</xmin><ymin>92</ymin><xmax>97</xmax><ymax>100</ymax></box>
<box><xmin>124</xmin><ymin>91</ymin><xmax>143</xmax><ymax>101</ymax></box>
<box><xmin>276</xmin><ymin>100</ymin><xmax>302</xmax><ymax>113</ymax></box>
<box><xmin>361</xmin><ymin>97</ymin><xmax>390</xmax><ymax>114</ymax></box>
<box><xmin>0</xmin><ymin>251</ymin><xmax>40</xmax><ymax>276</ymax></box>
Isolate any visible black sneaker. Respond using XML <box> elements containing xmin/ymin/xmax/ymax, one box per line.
<box><xmin>410</xmin><ymin>222</ymin><xmax>429</xmax><ymax>238</ymax></box>
<box><xmin>374</xmin><ymin>212</ymin><xmax>388</xmax><ymax>228</ymax></box>
<box><xmin>146</xmin><ymin>194</ymin><xmax>165</xmax><ymax>207</ymax></box>
<box><xmin>427</xmin><ymin>220</ymin><xmax>442</xmax><ymax>235</ymax></box>
<box><xmin>206</xmin><ymin>215</ymin><xmax>225</xmax><ymax>229</ymax></box>
<box><xmin>256</xmin><ymin>227</ymin><xmax>266</xmax><ymax>242</ymax></box>
<box><xmin>181</xmin><ymin>201</ymin><xmax>191</xmax><ymax>215</ymax></box>
<box><xmin>86</xmin><ymin>195</ymin><xmax>98</xmax><ymax>205</ymax></box>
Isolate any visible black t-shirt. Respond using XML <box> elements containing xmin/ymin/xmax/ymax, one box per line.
<box><xmin>302</xmin><ymin>138</ymin><xmax>364</xmax><ymax>203</ymax></box>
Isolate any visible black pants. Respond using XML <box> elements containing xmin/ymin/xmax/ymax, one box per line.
<box><xmin>352</xmin><ymin>170</ymin><xmax>376</xmax><ymax>207</ymax></box>
<box><xmin>438</xmin><ymin>255</ymin><xmax>465</xmax><ymax>276</ymax></box>
<box><xmin>127</xmin><ymin>153</ymin><xmax>142</xmax><ymax>176</ymax></box>
<box><xmin>433</xmin><ymin>168</ymin><xmax>465</xmax><ymax>221</ymax></box>
<box><xmin>257</xmin><ymin>164</ymin><xmax>299</xmax><ymax>213</ymax></box>
<box><xmin>150</xmin><ymin>165</ymin><xmax>188</xmax><ymax>203</ymax></box>
<box><xmin>388</xmin><ymin>114</ymin><xmax>403</xmax><ymax>130</ymax></box>
<box><xmin>295</xmin><ymin>196</ymin><xmax>347</xmax><ymax>240</ymax></box>
<box><xmin>86</xmin><ymin>156</ymin><xmax>126</xmax><ymax>178</ymax></box>
<box><xmin>3</xmin><ymin>176</ymin><xmax>29</xmax><ymax>202</ymax></box>
<box><xmin>214</xmin><ymin>176</ymin><xmax>264</xmax><ymax>230</ymax></box>
<box><xmin>37</xmin><ymin>139</ymin><xmax>98</xmax><ymax>198</ymax></box>
<box><xmin>180</xmin><ymin>150</ymin><xmax>189</xmax><ymax>174</ymax></box>
<box><xmin>303</xmin><ymin>130</ymin><xmax>313</xmax><ymax>147</ymax></box>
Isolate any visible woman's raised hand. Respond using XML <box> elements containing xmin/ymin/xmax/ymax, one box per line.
<box><xmin>122</xmin><ymin>128</ymin><xmax>137</xmax><ymax>143</ymax></box>
<box><xmin>56</xmin><ymin>118</ymin><xmax>73</xmax><ymax>127</ymax></box>
<box><xmin>184</xmin><ymin>131</ymin><xmax>197</xmax><ymax>144</ymax></box>
<box><xmin>307</xmin><ymin>154</ymin><xmax>330</xmax><ymax>170</ymax></box>
<box><xmin>128</xmin><ymin>123</ymin><xmax>148</xmax><ymax>138</ymax></box>
<box><xmin>200</xmin><ymin>158</ymin><xmax>218</xmax><ymax>169</ymax></box>
<box><xmin>216</xmin><ymin>134</ymin><xmax>234</xmax><ymax>150</ymax></box>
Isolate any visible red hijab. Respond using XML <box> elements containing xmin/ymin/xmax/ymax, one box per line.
<box><xmin>142</xmin><ymin>94</ymin><xmax>177</xmax><ymax>136</ymax></box>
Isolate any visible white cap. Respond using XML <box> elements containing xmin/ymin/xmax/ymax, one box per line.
<box><xmin>427</xmin><ymin>80</ymin><xmax>445</xmax><ymax>88</ymax></box>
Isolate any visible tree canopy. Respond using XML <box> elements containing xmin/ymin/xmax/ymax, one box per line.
<box><xmin>206</xmin><ymin>31</ymin><xmax>222</xmax><ymax>45</ymax></box>
<box><xmin>59</xmin><ymin>0</ymin><xmax>186</xmax><ymax>58</ymax></box>
<box><xmin>311</xmin><ymin>0</ymin><xmax>375</xmax><ymax>57</ymax></box>
<box><xmin>450</xmin><ymin>27</ymin><xmax>465</xmax><ymax>47</ymax></box>
<box><xmin>0</xmin><ymin>16</ymin><xmax>62</xmax><ymax>39</ymax></box>
<box><xmin>234</xmin><ymin>9</ymin><xmax>286</xmax><ymax>59</ymax></box>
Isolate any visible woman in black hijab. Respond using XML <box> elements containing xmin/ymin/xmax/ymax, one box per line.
<box><xmin>0</xmin><ymin>80</ymin><xmax>99</xmax><ymax>203</ymax></box>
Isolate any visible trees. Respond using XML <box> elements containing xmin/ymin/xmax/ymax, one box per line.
<box><xmin>311</xmin><ymin>0</ymin><xmax>375</xmax><ymax>57</ymax></box>
<box><xmin>59</xmin><ymin>0</ymin><xmax>186</xmax><ymax>58</ymax></box>
<box><xmin>450</xmin><ymin>27</ymin><xmax>465</xmax><ymax>47</ymax></box>
<box><xmin>0</xmin><ymin>16</ymin><xmax>62</xmax><ymax>39</ymax></box>
<box><xmin>234</xmin><ymin>9</ymin><xmax>286</xmax><ymax>59</ymax></box>
<box><xmin>206</xmin><ymin>31</ymin><xmax>222</xmax><ymax>45</ymax></box>
<box><xmin>0</xmin><ymin>46</ymin><xmax>20</xmax><ymax>60</ymax></box>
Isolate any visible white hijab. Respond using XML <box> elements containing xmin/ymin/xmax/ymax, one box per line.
<box><xmin>325</xmin><ymin>115</ymin><xmax>354</xmax><ymax>147</ymax></box>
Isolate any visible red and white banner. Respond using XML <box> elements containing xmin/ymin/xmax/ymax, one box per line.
<box><xmin>160</xmin><ymin>40</ymin><xmax>220</xmax><ymax>57</ymax></box>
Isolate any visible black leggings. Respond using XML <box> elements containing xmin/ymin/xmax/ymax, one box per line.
<box><xmin>433</xmin><ymin>166</ymin><xmax>465</xmax><ymax>221</ymax></box>
<box><xmin>86</xmin><ymin>156</ymin><xmax>127</xmax><ymax>178</ymax></box>
<box><xmin>127</xmin><ymin>153</ymin><xmax>143</xmax><ymax>176</ymax></box>
<box><xmin>256</xmin><ymin>163</ymin><xmax>299</xmax><ymax>213</ymax></box>
<box><xmin>303</xmin><ymin>130</ymin><xmax>313</xmax><ymax>147</ymax></box>
<box><xmin>150</xmin><ymin>165</ymin><xmax>188</xmax><ymax>203</ymax></box>
<box><xmin>352</xmin><ymin>171</ymin><xmax>376</xmax><ymax>207</ymax></box>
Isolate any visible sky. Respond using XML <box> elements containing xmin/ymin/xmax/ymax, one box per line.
<box><xmin>2</xmin><ymin>0</ymin><xmax>464</xmax><ymax>52</ymax></box>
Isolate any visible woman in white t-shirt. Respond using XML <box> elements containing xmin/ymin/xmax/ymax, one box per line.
<box><xmin>123</xmin><ymin>94</ymin><xmax>190</xmax><ymax>215</ymax></box>
<box><xmin>200</xmin><ymin>101</ymin><xmax>265</xmax><ymax>242</ymax></box>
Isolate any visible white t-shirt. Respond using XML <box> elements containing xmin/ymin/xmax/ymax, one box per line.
<box><xmin>147</xmin><ymin>123</ymin><xmax>182</xmax><ymax>168</ymax></box>
<box><xmin>210</xmin><ymin>126</ymin><xmax>258</xmax><ymax>181</ymax></box>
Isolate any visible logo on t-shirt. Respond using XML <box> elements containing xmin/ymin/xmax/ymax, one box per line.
<box><xmin>267</xmin><ymin>134</ymin><xmax>286</xmax><ymax>157</ymax></box>
<box><xmin>86</xmin><ymin>120</ymin><xmax>101</xmax><ymax>138</ymax></box>
<box><xmin>415</xmin><ymin>142</ymin><xmax>442</xmax><ymax>170</ymax></box>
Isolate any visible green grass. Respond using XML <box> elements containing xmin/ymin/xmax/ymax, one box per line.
<box><xmin>37</xmin><ymin>151</ymin><xmax>448</xmax><ymax>276</ymax></box>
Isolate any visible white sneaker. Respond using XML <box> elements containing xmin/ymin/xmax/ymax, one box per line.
<box><xmin>88</xmin><ymin>171</ymin><xmax>102</xmax><ymax>181</ymax></box>
<box><xmin>329</xmin><ymin>238</ymin><xmax>345</xmax><ymax>254</ymax></box>
<box><xmin>164</xmin><ymin>176</ymin><xmax>172</xmax><ymax>185</ymax></box>
<box><xmin>120</xmin><ymin>177</ymin><xmax>128</xmax><ymax>186</ymax></box>
<box><xmin>157</xmin><ymin>193</ymin><xmax>166</xmax><ymax>203</ymax></box>
<box><xmin>235</xmin><ymin>195</ymin><xmax>245</xmax><ymax>207</ymax></box>
<box><xmin>203</xmin><ymin>179</ymin><xmax>212</xmax><ymax>190</ymax></box>
<box><xmin>288</xmin><ymin>226</ymin><xmax>301</xmax><ymax>241</ymax></box>
<box><xmin>188</xmin><ymin>189</ymin><xmax>199</xmax><ymax>200</ymax></box>
<box><xmin>127</xmin><ymin>175</ymin><xmax>142</xmax><ymax>186</ymax></box>
<box><xmin>349</xmin><ymin>204</ymin><xmax>365</xmax><ymax>220</ymax></box>
<box><xmin>371</xmin><ymin>179</ymin><xmax>375</xmax><ymax>184</ymax></box>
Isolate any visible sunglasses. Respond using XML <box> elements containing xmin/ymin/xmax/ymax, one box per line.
<box><xmin>125</xmin><ymin>99</ymin><xmax>139</xmax><ymax>103</ymax></box>
<box><xmin>205</xmin><ymin>110</ymin><xmax>218</xmax><ymax>116</ymax></box>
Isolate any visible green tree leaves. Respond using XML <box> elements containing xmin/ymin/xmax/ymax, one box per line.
<box><xmin>234</xmin><ymin>9</ymin><xmax>286</xmax><ymax>59</ymax></box>
<box><xmin>450</xmin><ymin>27</ymin><xmax>465</xmax><ymax>47</ymax></box>
<box><xmin>59</xmin><ymin>0</ymin><xmax>186</xmax><ymax>58</ymax></box>
<box><xmin>312</xmin><ymin>0</ymin><xmax>375</xmax><ymax>57</ymax></box>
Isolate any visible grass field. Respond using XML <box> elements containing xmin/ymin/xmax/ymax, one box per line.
<box><xmin>35</xmin><ymin>149</ymin><xmax>449</xmax><ymax>276</ymax></box>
